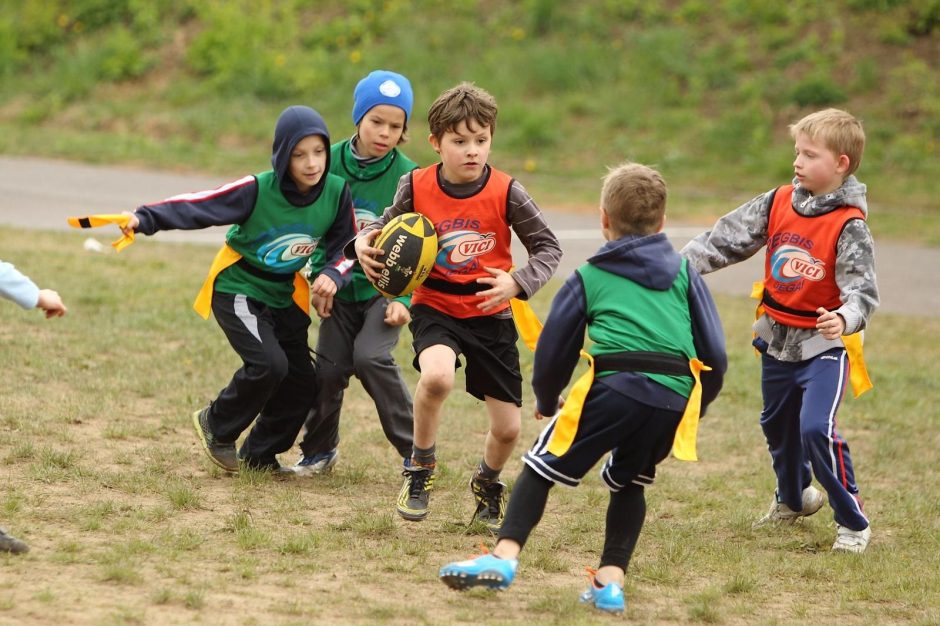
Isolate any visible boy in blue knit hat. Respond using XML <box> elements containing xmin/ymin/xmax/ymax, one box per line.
<box><xmin>293</xmin><ymin>70</ymin><xmax>419</xmax><ymax>475</ymax></box>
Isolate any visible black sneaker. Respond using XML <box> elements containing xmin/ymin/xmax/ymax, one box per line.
<box><xmin>0</xmin><ymin>527</ymin><xmax>29</xmax><ymax>554</ymax></box>
<box><xmin>397</xmin><ymin>466</ymin><xmax>435</xmax><ymax>521</ymax></box>
<box><xmin>192</xmin><ymin>407</ymin><xmax>238</xmax><ymax>472</ymax></box>
<box><xmin>237</xmin><ymin>450</ymin><xmax>294</xmax><ymax>476</ymax></box>
<box><xmin>470</xmin><ymin>476</ymin><xmax>507</xmax><ymax>531</ymax></box>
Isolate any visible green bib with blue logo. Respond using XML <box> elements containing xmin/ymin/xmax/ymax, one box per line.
<box><xmin>214</xmin><ymin>170</ymin><xmax>345</xmax><ymax>308</ymax></box>
<box><xmin>578</xmin><ymin>259</ymin><xmax>696</xmax><ymax>397</ymax></box>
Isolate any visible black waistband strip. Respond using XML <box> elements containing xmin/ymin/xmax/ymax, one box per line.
<box><xmin>593</xmin><ymin>351</ymin><xmax>691</xmax><ymax>377</ymax></box>
<box><xmin>421</xmin><ymin>276</ymin><xmax>482</xmax><ymax>296</ymax></box>
<box><xmin>761</xmin><ymin>290</ymin><xmax>817</xmax><ymax>318</ymax></box>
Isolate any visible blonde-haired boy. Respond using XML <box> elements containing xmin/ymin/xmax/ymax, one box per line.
<box><xmin>682</xmin><ymin>108</ymin><xmax>879</xmax><ymax>553</ymax></box>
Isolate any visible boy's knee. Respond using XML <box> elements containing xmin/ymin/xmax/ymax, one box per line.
<box><xmin>318</xmin><ymin>360</ymin><xmax>347</xmax><ymax>389</ymax></box>
<box><xmin>248</xmin><ymin>352</ymin><xmax>289</xmax><ymax>387</ymax></box>
<box><xmin>418</xmin><ymin>369</ymin><xmax>454</xmax><ymax>399</ymax></box>
<box><xmin>490</xmin><ymin>421</ymin><xmax>520</xmax><ymax>445</ymax></box>
<box><xmin>801</xmin><ymin>420</ymin><xmax>831</xmax><ymax>445</ymax></box>
<box><xmin>352</xmin><ymin>350</ymin><xmax>388</xmax><ymax>376</ymax></box>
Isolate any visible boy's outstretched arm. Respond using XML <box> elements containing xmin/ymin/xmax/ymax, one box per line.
<box><xmin>0</xmin><ymin>260</ymin><xmax>41</xmax><ymax>310</ymax></box>
<box><xmin>531</xmin><ymin>272</ymin><xmax>588</xmax><ymax>417</ymax></box>
<box><xmin>0</xmin><ymin>261</ymin><xmax>67</xmax><ymax>317</ymax></box>
<box><xmin>680</xmin><ymin>189</ymin><xmax>775</xmax><ymax>274</ymax></box>
<box><xmin>128</xmin><ymin>176</ymin><xmax>258</xmax><ymax>235</ymax></box>
<box><xmin>687</xmin><ymin>269</ymin><xmax>727</xmax><ymax>414</ymax></box>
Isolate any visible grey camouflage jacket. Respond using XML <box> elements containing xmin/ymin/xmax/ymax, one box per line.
<box><xmin>680</xmin><ymin>176</ymin><xmax>879</xmax><ymax>362</ymax></box>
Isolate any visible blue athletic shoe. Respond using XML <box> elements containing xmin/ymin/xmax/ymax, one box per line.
<box><xmin>439</xmin><ymin>553</ymin><xmax>518</xmax><ymax>591</ymax></box>
<box><xmin>579</xmin><ymin>578</ymin><xmax>625</xmax><ymax>614</ymax></box>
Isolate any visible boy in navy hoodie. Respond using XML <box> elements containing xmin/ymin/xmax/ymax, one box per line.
<box><xmin>439</xmin><ymin>162</ymin><xmax>726</xmax><ymax>614</ymax></box>
<box><xmin>121</xmin><ymin>106</ymin><xmax>356</xmax><ymax>473</ymax></box>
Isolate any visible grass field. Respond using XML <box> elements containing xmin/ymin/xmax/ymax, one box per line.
<box><xmin>1</xmin><ymin>225</ymin><xmax>939</xmax><ymax>625</ymax></box>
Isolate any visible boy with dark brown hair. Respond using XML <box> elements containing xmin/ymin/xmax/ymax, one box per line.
<box><xmin>352</xmin><ymin>82</ymin><xmax>562</xmax><ymax>528</ymax></box>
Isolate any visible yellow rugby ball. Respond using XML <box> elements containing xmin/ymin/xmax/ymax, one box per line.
<box><xmin>371</xmin><ymin>212</ymin><xmax>438</xmax><ymax>298</ymax></box>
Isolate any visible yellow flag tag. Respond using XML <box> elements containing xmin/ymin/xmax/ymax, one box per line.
<box><xmin>67</xmin><ymin>214</ymin><xmax>135</xmax><ymax>252</ymax></box>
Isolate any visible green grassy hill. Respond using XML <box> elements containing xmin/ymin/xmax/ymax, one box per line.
<box><xmin>1</xmin><ymin>0</ymin><xmax>938</xmax><ymax>242</ymax></box>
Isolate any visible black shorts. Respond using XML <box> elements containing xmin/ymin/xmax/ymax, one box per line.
<box><xmin>523</xmin><ymin>383</ymin><xmax>683</xmax><ymax>490</ymax></box>
<box><xmin>409</xmin><ymin>304</ymin><xmax>522</xmax><ymax>405</ymax></box>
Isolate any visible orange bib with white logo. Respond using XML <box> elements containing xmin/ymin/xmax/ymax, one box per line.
<box><xmin>410</xmin><ymin>164</ymin><xmax>514</xmax><ymax>318</ymax></box>
<box><xmin>762</xmin><ymin>185</ymin><xmax>865</xmax><ymax>328</ymax></box>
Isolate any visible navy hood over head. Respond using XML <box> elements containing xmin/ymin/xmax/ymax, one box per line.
<box><xmin>588</xmin><ymin>232</ymin><xmax>681</xmax><ymax>290</ymax></box>
<box><xmin>271</xmin><ymin>105</ymin><xmax>332</xmax><ymax>206</ymax></box>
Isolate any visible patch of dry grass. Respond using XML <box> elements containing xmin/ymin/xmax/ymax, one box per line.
<box><xmin>1</xmin><ymin>226</ymin><xmax>938</xmax><ymax>625</ymax></box>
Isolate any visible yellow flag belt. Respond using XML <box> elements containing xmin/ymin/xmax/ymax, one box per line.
<box><xmin>750</xmin><ymin>282</ymin><xmax>872</xmax><ymax>397</ymax></box>
<box><xmin>193</xmin><ymin>244</ymin><xmax>310</xmax><ymax>320</ymax></box>
<box><xmin>510</xmin><ymin>298</ymin><xmax>710</xmax><ymax>461</ymax></box>
<box><xmin>67</xmin><ymin>214</ymin><xmax>135</xmax><ymax>252</ymax></box>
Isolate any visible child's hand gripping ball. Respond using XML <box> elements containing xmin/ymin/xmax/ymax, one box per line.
<box><xmin>370</xmin><ymin>212</ymin><xmax>438</xmax><ymax>298</ymax></box>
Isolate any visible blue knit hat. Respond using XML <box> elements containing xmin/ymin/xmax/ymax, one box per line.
<box><xmin>352</xmin><ymin>70</ymin><xmax>414</xmax><ymax>125</ymax></box>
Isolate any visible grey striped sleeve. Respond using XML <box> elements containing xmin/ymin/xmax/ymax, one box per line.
<box><xmin>506</xmin><ymin>180</ymin><xmax>562</xmax><ymax>299</ymax></box>
<box><xmin>344</xmin><ymin>173</ymin><xmax>413</xmax><ymax>258</ymax></box>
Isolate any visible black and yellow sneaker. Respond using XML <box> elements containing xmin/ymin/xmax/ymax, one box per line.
<box><xmin>192</xmin><ymin>406</ymin><xmax>238</xmax><ymax>473</ymax></box>
<box><xmin>397</xmin><ymin>466</ymin><xmax>435</xmax><ymax>521</ymax></box>
<box><xmin>470</xmin><ymin>476</ymin><xmax>507</xmax><ymax>531</ymax></box>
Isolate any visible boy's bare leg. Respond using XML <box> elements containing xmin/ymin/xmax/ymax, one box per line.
<box><xmin>492</xmin><ymin>538</ymin><xmax>521</xmax><ymax>560</ymax></box>
<box><xmin>595</xmin><ymin>565</ymin><xmax>625</xmax><ymax>587</ymax></box>
<box><xmin>482</xmin><ymin>396</ymin><xmax>521</xmax><ymax>471</ymax></box>
<box><xmin>412</xmin><ymin>344</ymin><xmax>458</xmax><ymax>449</ymax></box>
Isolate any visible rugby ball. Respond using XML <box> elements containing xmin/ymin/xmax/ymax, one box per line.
<box><xmin>371</xmin><ymin>212</ymin><xmax>438</xmax><ymax>298</ymax></box>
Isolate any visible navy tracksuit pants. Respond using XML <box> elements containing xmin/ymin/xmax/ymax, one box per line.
<box><xmin>760</xmin><ymin>348</ymin><xmax>869</xmax><ymax>531</ymax></box>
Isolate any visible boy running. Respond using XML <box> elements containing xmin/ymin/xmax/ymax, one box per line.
<box><xmin>121</xmin><ymin>105</ymin><xmax>355</xmax><ymax>472</ymax></box>
<box><xmin>293</xmin><ymin>70</ymin><xmax>417</xmax><ymax>476</ymax></box>
<box><xmin>438</xmin><ymin>162</ymin><xmax>726</xmax><ymax>613</ymax></box>
<box><xmin>352</xmin><ymin>82</ymin><xmax>562</xmax><ymax>528</ymax></box>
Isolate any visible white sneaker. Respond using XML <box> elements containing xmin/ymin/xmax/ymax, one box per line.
<box><xmin>832</xmin><ymin>525</ymin><xmax>871</xmax><ymax>553</ymax></box>
<box><xmin>753</xmin><ymin>485</ymin><xmax>826</xmax><ymax>528</ymax></box>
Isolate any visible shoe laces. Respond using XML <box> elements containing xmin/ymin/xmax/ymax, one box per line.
<box><xmin>404</xmin><ymin>467</ymin><xmax>433</xmax><ymax>499</ymax></box>
<box><xmin>472</xmin><ymin>479</ymin><xmax>505</xmax><ymax>518</ymax></box>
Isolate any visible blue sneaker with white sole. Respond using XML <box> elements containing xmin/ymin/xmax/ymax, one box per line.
<box><xmin>292</xmin><ymin>449</ymin><xmax>339</xmax><ymax>476</ymax></box>
<box><xmin>439</xmin><ymin>553</ymin><xmax>518</xmax><ymax>591</ymax></box>
<box><xmin>579</xmin><ymin>578</ymin><xmax>625</xmax><ymax>614</ymax></box>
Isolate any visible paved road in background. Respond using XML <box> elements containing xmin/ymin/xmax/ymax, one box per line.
<box><xmin>2</xmin><ymin>155</ymin><xmax>935</xmax><ymax>317</ymax></box>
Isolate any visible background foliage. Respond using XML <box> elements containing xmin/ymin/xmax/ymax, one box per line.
<box><xmin>0</xmin><ymin>0</ymin><xmax>937</xmax><ymax>241</ymax></box>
